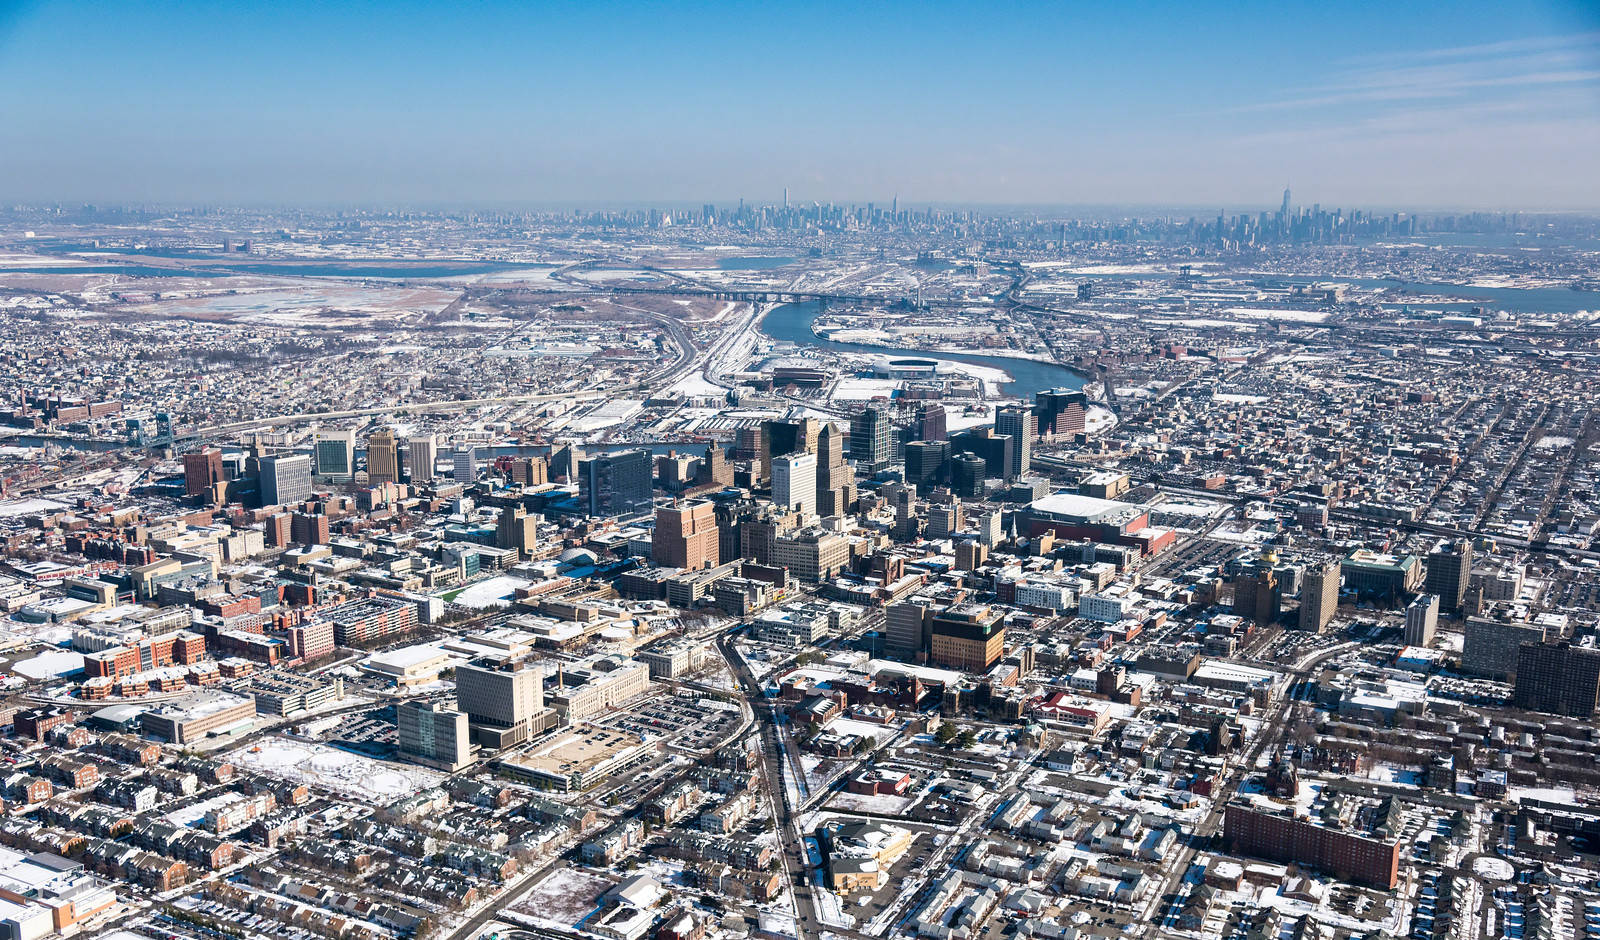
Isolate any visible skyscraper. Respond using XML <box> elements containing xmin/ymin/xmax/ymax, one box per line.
<box><xmin>452</xmin><ymin>445</ymin><xmax>477</xmax><ymax>483</ymax></box>
<box><xmin>396</xmin><ymin>700</ymin><xmax>471</xmax><ymax>771</ymax></box>
<box><xmin>313</xmin><ymin>429</ymin><xmax>356</xmax><ymax>481</ymax></box>
<box><xmin>851</xmin><ymin>406</ymin><xmax>892</xmax><ymax>472</ymax></box>
<box><xmin>407</xmin><ymin>434</ymin><xmax>436</xmax><ymax>484</ymax></box>
<box><xmin>994</xmin><ymin>407</ymin><xmax>1036</xmax><ymax>477</ymax></box>
<box><xmin>183</xmin><ymin>448</ymin><xmax>223</xmax><ymax>498</ymax></box>
<box><xmin>815</xmin><ymin>422</ymin><xmax>852</xmax><ymax>516</ymax></box>
<box><xmin>366</xmin><ymin>429</ymin><xmax>399</xmax><ymax>486</ymax></box>
<box><xmin>456</xmin><ymin>656</ymin><xmax>548</xmax><ymax>749</ymax></box>
<box><xmin>259</xmin><ymin>454</ymin><xmax>313</xmax><ymax>507</ymax></box>
<box><xmin>1424</xmin><ymin>539</ymin><xmax>1472</xmax><ymax>612</ymax></box>
<box><xmin>496</xmin><ymin>505</ymin><xmax>538</xmax><ymax>557</ymax></box>
<box><xmin>653</xmin><ymin>500</ymin><xmax>720</xmax><ymax>570</ymax></box>
<box><xmin>773</xmin><ymin>452</ymin><xmax>817</xmax><ymax>515</ymax></box>
<box><xmin>1514</xmin><ymin>642</ymin><xmax>1600</xmax><ymax>718</ymax></box>
<box><xmin>579</xmin><ymin>449</ymin><xmax>653</xmax><ymax>518</ymax></box>
<box><xmin>917</xmin><ymin>404</ymin><xmax>947</xmax><ymax>442</ymax></box>
<box><xmin>951</xmin><ymin>452</ymin><xmax>986</xmax><ymax>499</ymax></box>
<box><xmin>1035</xmin><ymin>388</ymin><xmax>1088</xmax><ymax>437</ymax></box>
<box><xmin>905</xmin><ymin>440</ymin><xmax>950</xmax><ymax>488</ymax></box>
<box><xmin>1232</xmin><ymin>563</ymin><xmax>1281</xmax><ymax>626</ymax></box>
<box><xmin>1298</xmin><ymin>558</ymin><xmax>1340</xmax><ymax>633</ymax></box>
<box><xmin>1404</xmin><ymin>594</ymin><xmax>1439</xmax><ymax>647</ymax></box>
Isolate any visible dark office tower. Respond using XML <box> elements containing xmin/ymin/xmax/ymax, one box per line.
<box><xmin>884</xmin><ymin>601</ymin><xmax>932</xmax><ymax>661</ymax></box>
<box><xmin>1513</xmin><ymin>642</ymin><xmax>1600</xmax><ymax>718</ymax></box>
<box><xmin>905</xmin><ymin>440</ymin><xmax>950</xmax><ymax>488</ymax></box>
<box><xmin>366</xmin><ymin>429</ymin><xmax>400</xmax><ymax>486</ymax></box>
<box><xmin>918</xmin><ymin>404</ymin><xmax>948</xmax><ymax>442</ymax></box>
<box><xmin>949</xmin><ymin>427</ymin><xmax>1015</xmax><ymax>481</ymax></box>
<box><xmin>994</xmin><ymin>407</ymin><xmax>1036</xmax><ymax>477</ymax></box>
<box><xmin>815</xmin><ymin>423</ymin><xmax>853</xmax><ymax>516</ymax></box>
<box><xmin>579</xmin><ymin>449</ymin><xmax>653</xmax><ymax>518</ymax></box>
<box><xmin>1425</xmin><ymin>539</ymin><xmax>1472</xmax><ymax>612</ymax></box>
<box><xmin>183</xmin><ymin>448</ymin><xmax>223</xmax><ymax>498</ymax></box>
<box><xmin>850</xmin><ymin>406</ymin><xmax>893</xmax><ymax>472</ymax></box>
<box><xmin>496</xmin><ymin>506</ymin><xmax>538</xmax><ymax>557</ymax></box>
<box><xmin>1035</xmin><ymin>388</ymin><xmax>1088</xmax><ymax>437</ymax></box>
<box><xmin>766</xmin><ymin>416</ymin><xmax>820</xmax><ymax>460</ymax></box>
<box><xmin>951</xmin><ymin>452</ymin><xmax>986</xmax><ymax>499</ymax></box>
<box><xmin>1232</xmin><ymin>564</ymin><xmax>1281</xmax><ymax>626</ymax></box>
<box><xmin>259</xmin><ymin>454</ymin><xmax>313</xmax><ymax>507</ymax></box>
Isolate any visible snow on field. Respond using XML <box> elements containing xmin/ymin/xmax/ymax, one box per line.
<box><xmin>1224</xmin><ymin>307</ymin><xmax>1330</xmax><ymax>323</ymax></box>
<box><xmin>668</xmin><ymin>372</ymin><xmax>727</xmax><ymax>398</ymax></box>
<box><xmin>166</xmin><ymin>792</ymin><xmax>245</xmax><ymax>828</ymax></box>
<box><xmin>451</xmin><ymin>575</ymin><xmax>536</xmax><ymax>609</ymax></box>
<box><xmin>1473</xmin><ymin>857</ymin><xmax>1515</xmax><ymax>881</ymax></box>
<box><xmin>513</xmin><ymin>868</ymin><xmax>615</xmax><ymax>928</ymax></box>
<box><xmin>232</xmin><ymin>737</ymin><xmax>445</xmax><ymax>803</ymax></box>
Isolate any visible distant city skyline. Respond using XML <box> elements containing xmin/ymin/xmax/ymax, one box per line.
<box><xmin>1</xmin><ymin>0</ymin><xmax>1597</xmax><ymax>209</ymax></box>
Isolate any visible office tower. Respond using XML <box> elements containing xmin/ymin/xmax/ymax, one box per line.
<box><xmin>407</xmin><ymin>434</ymin><xmax>436</xmax><ymax>484</ymax></box>
<box><xmin>259</xmin><ymin>454</ymin><xmax>313</xmax><ymax>507</ymax></box>
<box><xmin>455</xmin><ymin>656</ymin><xmax>546</xmax><ymax>749</ymax></box>
<box><xmin>290</xmin><ymin>511</ymin><xmax>329</xmax><ymax>545</ymax></box>
<box><xmin>850</xmin><ymin>406</ymin><xmax>892</xmax><ymax>472</ymax></box>
<box><xmin>1035</xmin><ymin>388</ymin><xmax>1088</xmax><ymax>437</ymax></box>
<box><xmin>183</xmin><ymin>448</ymin><xmax>223</xmax><ymax>498</ymax></box>
<box><xmin>951</xmin><ymin>452</ymin><xmax>986</xmax><ymax>499</ymax></box>
<box><xmin>1513</xmin><ymin>642</ymin><xmax>1600</xmax><ymax>718</ymax></box>
<box><xmin>929</xmin><ymin>604</ymin><xmax>1006</xmax><ymax>672</ymax></box>
<box><xmin>653</xmin><ymin>500</ymin><xmax>720</xmax><ymax>570</ymax></box>
<box><xmin>926</xmin><ymin>502</ymin><xmax>963</xmax><ymax>540</ymax></box>
<box><xmin>263</xmin><ymin>513</ymin><xmax>291</xmax><ymax>549</ymax></box>
<box><xmin>1281</xmin><ymin>185</ymin><xmax>1292</xmax><ymax>219</ymax></box>
<box><xmin>366</xmin><ymin>429</ymin><xmax>400</xmax><ymax>486</ymax></box>
<box><xmin>312</xmin><ymin>428</ymin><xmax>356</xmax><ymax>480</ymax></box>
<box><xmin>994</xmin><ymin>407</ymin><xmax>1036</xmax><ymax>477</ymax></box>
<box><xmin>814</xmin><ymin>423</ymin><xmax>850</xmax><ymax>513</ymax></box>
<box><xmin>509</xmin><ymin>456</ymin><xmax>549</xmax><ymax>487</ymax></box>
<box><xmin>579</xmin><ymin>449</ymin><xmax>654</xmax><ymax>518</ymax></box>
<box><xmin>396</xmin><ymin>700</ymin><xmax>471</xmax><ymax>771</ymax></box>
<box><xmin>735</xmin><ymin>426</ymin><xmax>769</xmax><ymax>483</ymax></box>
<box><xmin>770</xmin><ymin>526</ymin><xmax>850</xmax><ymax>582</ymax></box>
<box><xmin>918</xmin><ymin>404</ymin><xmax>947</xmax><ymax>442</ymax></box>
<box><xmin>773</xmin><ymin>452</ymin><xmax>817</xmax><ymax>514</ymax></box>
<box><xmin>496</xmin><ymin>505</ymin><xmax>538</xmax><ymax>557</ymax></box>
<box><xmin>452</xmin><ymin>445</ymin><xmax>477</xmax><ymax>484</ymax></box>
<box><xmin>1298</xmin><ymin>559</ymin><xmax>1341</xmax><ymax>633</ymax></box>
<box><xmin>905</xmin><ymin>440</ymin><xmax>950</xmax><ymax>488</ymax></box>
<box><xmin>977</xmin><ymin>510</ymin><xmax>1002</xmax><ymax>548</ymax></box>
<box><xmin>1425</xmin><ymin>539</ymin><xmax>1472</xmax><ymax>612</ymax></box>
<box><xmin>549</xmin><ymin>442</ymin><xmax>584</xmax><ymax>482</ymax></box>
<box><xmin>949</xmin><ymin>427</ymin><xmax>1015</xmax><ymax>481</ymax></box>
<box><xmin>1232</xmin><ymin>561</ymin><xmax>1281</xmax><ymax>626</ymax></box>
<box><xmin>766</xmin><ymin>416</ymin><xmax>820</xmax><ymax>460</ymax></box>
<box><xmin>1404</xmin><ymin>594</ymin><xmax>1440</xmax><ymax>647</ymax></box>
<box><xmin>1461</xmin><ymin>617</ymin><xmax>1547</xmax><ymax>680</ymax></box>
<box><xmin>885</xmin><ymin>602</ymin><xmax>932</xmax><ymax>661</ymax></box>
<box><xmin>955</xmin><ymin>539</ymin><xmax>987</xmax><ymax>571</ymax></box>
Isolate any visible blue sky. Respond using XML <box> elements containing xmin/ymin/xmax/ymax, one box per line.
<box><xmin>1</xmin><ymin>1</ymin><xmax>1596</xmax><ymax>209</ymax></box>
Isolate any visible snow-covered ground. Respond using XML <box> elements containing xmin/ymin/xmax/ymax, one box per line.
<box><xmin>450</xmin><ymin>575</ymin><xmax>536</xmax><ymax>609</ymax></box>
<box><xmin>231</xmin><ymin>737</ymin><xmax>445</xmax><ymax>803</ymax></box>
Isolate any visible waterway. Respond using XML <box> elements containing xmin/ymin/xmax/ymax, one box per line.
<box><xmin>759</xmin><ymin>300</ymin><xmax>1084</xmax><ymax>400</ymax></box>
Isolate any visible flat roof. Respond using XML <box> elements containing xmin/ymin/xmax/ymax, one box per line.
<box><xmin>1028</xmin><ymin>493</ymin><xmax>1143</xmax><ymax>524</ymax></box>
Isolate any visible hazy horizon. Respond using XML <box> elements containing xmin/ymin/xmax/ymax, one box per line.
<box><xmin>3</xmin><ymin>0</ymin><xmax>1598</xmax><ymax>211</ymax></box>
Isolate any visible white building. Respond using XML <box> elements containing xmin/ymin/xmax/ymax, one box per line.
<box><xmin>773</xmin><ymin>452</ymin><xmax>817</xmax><ymax>514</ymax></box>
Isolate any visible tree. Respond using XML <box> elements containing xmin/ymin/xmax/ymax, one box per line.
<box><xmin>935</xmin><ymin>722</ymin><xmax>960</xmax><ymax>746</ymax></box>
<box><xmin>955</xmin><ymin>730</ymin><xmax>979</xmax><ymax>750</ymax></box>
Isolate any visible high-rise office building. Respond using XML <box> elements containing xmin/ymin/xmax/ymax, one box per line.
<box><xmin>766</xmin><ymin>416</ymin><xmax>820</xmax><ymax>462</ymax></box>
<box><xmin>396</xmin><ymin>700</ymin><xmax>471</xmax><ymax>771</ymax></box>
<box><xmin>773</xmin><ymin>452</ymin><xmax>817</xmax><ymax>515</ymax></box>
<box><xmin>951</xmin><ymin>452</ymin><xmax>986</xmax><ymax>499</ymax></box>
<box><xmin>929</xmin><ymin>604</ymin><xmax>1006</xmax><ymax>672</ymax></box>
<box><xmin>452</xmin><ymin>445</ymin><xmax>477</xmax><ymax>484</ymax></box>
<box><xmin>1298</xmin><ymin>558</ymin><xmax>1341</xmax><ymax>633</ymax></box>
<box><xmin>263</xmin><ymin>513</ymin><xmax>291</xmax><ymax>549</ymax></box>
<box><xmin>905</xmin><ymin>440</ymin><xmax>950</xmax><ymax>488</ymax></box>
<box><xmin>579</xmin><ymin>449</ymin><xmax>653</xmax><ymax>518</ymax></box>
<box><xmin>1424</xmin><ymin>539</ymin><xmax>1472</xmax><ymax>612</ymax></box>
<box><xmin>455</xmin><ymin>656</ymin><xmax>548</xmax><ymax>749</ymax></box>
<box><xmin>1462</xmin><ymin>617</ymin><xmax>1547</xmax><ymax>680</ymax></box>
<box><xmin>183</xmin><ymin>448</ymin><xmax>223</xmax><ymax>498</ymax></box>
<box><xmin>290</xmin><ymin>511</ymin><xmax>330</xmax><ymax>545</ymax></box>
<box><xmin>509</xmin><ymin>456</ymin><xmax>549</xmax><ymax>487</ymax></box>
<box><xmin>496</xmin><ymin>506</ymin><xmax>538</xmax><ymax>557</ymax></box>
<box><xmin>994</xmin><ymin>407</ymin><xmax>1036</xmax><ymax>477</ymax></box>
<box><xmin>407</xmin><ymin>434</ymin><xmax>436</xmax><ymax>483</ymax></box>
<box><xmin>917</xmin><ymin>404</ymin><xmax>947</xmax><ymax>442</ymax></box>
<box><xmin>1513</xmin><ymin>642</ymin><xmax>1600</xmax><ymax>718</ymax></box>
<box><xmin>949</xmin><ymin>427</ymin><xmax>1015</xmax><ymax>481</ymax></box>
<box><xmin>885</xmin><ymin>601</ymin><xmax>932</xmax><ymax>661</ymax></box>
<box><xmin>1404</xmin><ymin>594</ymin><xmax>1439</xmax><ymax>647</ymax></box>
<box><xmin>1233</xmin><ymin>560</ymin><xmax>1281</xmax><ymax>626</ymax></box>
<box><xmin>653</xmin><ymin>500</ymin><xmax>720</xmax><ymax>570</ymax></box>
<box><xmin>259</xmin><ymin>454</ymin><xmax>313</xmax><ymax>507</ymax></box>
<box><xmin>312</xmin><ymin>429</ymin><xmax>356</xmax><ymax>481</ymax></box>
<box><xmin>1035</xmin><ymin>388</ymin><xmax>1088</xmax><ymax>437</ymax></box>
<box><xmin>815</xmin><ymin>423</ymin><xmax>851</xmax><ymax>514</ymax></box>
<box><xmin>850</xmin><ymin>406</ymin><xmax>892</xmax><ymax>472</ymax></box>
<box><xmin>366</xmin><ymin>429</ymin><xmax>400</xmax><ymax>486</ymax></box>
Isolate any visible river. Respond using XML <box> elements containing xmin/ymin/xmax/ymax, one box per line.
<box><xmin>759</xmin><ymin>301</ymin><xmax>1084</xmax><ymax>399</ymax></box>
